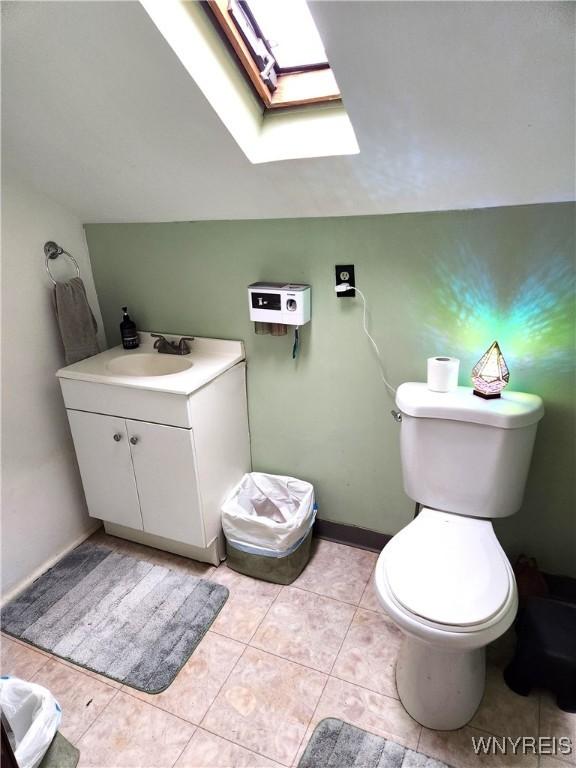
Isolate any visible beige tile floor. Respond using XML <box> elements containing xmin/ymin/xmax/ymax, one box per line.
<box><xmin>2</xmin><ymin>532</ymin><xmax>575</xmax><ymax>768</ymax></box>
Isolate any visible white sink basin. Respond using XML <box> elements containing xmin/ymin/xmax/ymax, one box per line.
<box><xmin>57</xmin><ymin>333</ymin><xmax>245</xmax><ymax>427</ymax></box>
<box><xmin>56</xmin><ymin>333</ymin><xmax>246</xmax><ymax>428</ymax></box>
<box><xmin>106</xmin><ymin>353</ymin><xmax>193</xmax><ymax>377</ymax></box>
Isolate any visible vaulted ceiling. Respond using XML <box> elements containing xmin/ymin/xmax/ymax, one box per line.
<box><xmin>2</xmin><ymin>1</ymin><xmax>574</xmax><ymax>222</ymax></box>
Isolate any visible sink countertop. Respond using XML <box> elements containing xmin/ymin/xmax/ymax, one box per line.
<box><xmin>56</xmin><ymin>332</ymin><xmax>246</xmax><ymax>395</ymax></box>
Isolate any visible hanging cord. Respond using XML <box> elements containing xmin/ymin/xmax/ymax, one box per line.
<box><xmin>346</xmin><ymin>286</ymin><xmax>397</xmax><ymax>397</ymax></box>
<box><xmin>356</xmin><ymin>286</ymin><xmax>396</xmax><ymax>396</ymax></box>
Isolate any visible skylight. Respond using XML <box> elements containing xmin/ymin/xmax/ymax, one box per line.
<box><xmin>245</xmin><ymin>0</ymin><xmax>328</xmax><ymax>71</ymax></box>
<box><xmin>140</xmin><ymin>0</ymin><xmax>359</xmax><ymax>163</ymax></box>
<box><xmin>206</xmin><ymin>0</ymin><xmax>341</xmax><ymax>109</ymax></box>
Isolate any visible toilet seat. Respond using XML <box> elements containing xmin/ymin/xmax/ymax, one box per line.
<box><xmin>383</xmin><ymin>508</ymin><xmax>512</xmax><ymax>629</ymax></box>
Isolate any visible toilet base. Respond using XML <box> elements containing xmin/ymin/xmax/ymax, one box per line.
<box><xmin>396</xmin><ymin>636</ymin><xmax>486</xmax><ymax>730</ymax></box>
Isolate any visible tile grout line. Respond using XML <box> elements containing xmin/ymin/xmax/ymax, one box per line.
<box><xmin>73</xmin><ymin>686</ymin><xmax>122</xmax><ymax>749</ymax></box>
<box><xmin>415</xmin><ymin>724</ymin><xmax>423</xmax><ymax>752</ymax></box>
<box><xmin>2</xmin><ymin>633</ymin><xmax>51</xmax><ymax>656</ymax></box>
<box><xmin>27</xmin><ymin>653</ymin><xmax>62</xmax><ymax>683</ymax></box>
<box><xmin>357</xmin><ymin>565</ymin><xmax>376</xmax><ymax>609</ymax></box>
<box><xmin>280</xmin><ymin>583</ymin><xmax>367</xmax><ymax>609</ymax></box>
<box><xmin>288</xmin><ymin>605</ymin><xmax>361</xmax><ymax>768</ymax></box>
<box><xmin>245</xmin><ymin>583</ymin><xmax>285</xmax><ymax>646</ymax></box>
<box><xmin>290</xmin><ymin>581</ymin><xmax>371</xmax><ymax>607</ymax></box>
<box><xmin>289</xmin><ymin>672</ymin><xmax>331</xmax><ymax>768</ymax></box>
<box><xmin>74</xmin><ymin>687</ymin><xmax>122</xmax><ymax>745</ymax></box>
<box><xmin>169</xmin><ymin>723</ymin><xmax>197</xmax><ymax>768</ymax></box>
<box><xmin>21</xmin><ymin>652</ymin><xmax>52</xmax><ymax>679</ymax></box>
<box><xmin>197</xmin><ymin>641</ymin><xmax>250</xmax><ymax>728</ymax></box>
<box><xmin>47</xmin><ymin>654</ymin><xmax>122</xmax><ymax>692</ymax></box>
<box><xmin>328</xmin><ymin>667</ymin><xmax>400</xmax><ymax>701</ymax></box>
<box><xmin>327</xmin><ymin>605</ymin><xmax>358</xmax><ymax>677</ymax></box>
<box><xmin>5</xmin><ymin>633</ymin><xmax>126</xmax><ymax>692</ymax></box>
<box><xmin>278</xmin><ymin>605</ymin><xmax>357</xmax><ymax>766</ymax></box>
<box><xmin>25</xmin><ymin>645</ymin><xmax>121</xmax><ymax>695</ymax></box>
<box><xmin>119</xmin><ymin>639</ymin><xmax>249</xmax><ymax>727</ymax></box>
<box><xmin>241</xmin><ymin>640</ymin><xmax>340</xmax><ymax>679</ymax></box>
<box><xmin>118</xmin><ymin>682</ymin><xmax>226</xmax><ymax>730</ymax></box>
<box><xmin>198</xmin><ymin>721</ymin><xmax>293</xmax><ymax>768</ymax></box>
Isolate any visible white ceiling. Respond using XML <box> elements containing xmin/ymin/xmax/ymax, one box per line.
<box><xmin>2</xmin><ymin>1</ymin><xmax>574</xmax><ymax>223</ymax></box>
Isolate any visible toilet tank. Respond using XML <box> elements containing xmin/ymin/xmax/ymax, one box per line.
<box><xmin>396</xmin><ymin>383</ymin><xmax>544</xmax><ymax>518</ymax></box>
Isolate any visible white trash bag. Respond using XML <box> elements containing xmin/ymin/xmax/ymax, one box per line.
<box><xmin>0</xmin><ymin>675</ymin><xmax>62</xmax><ymax>768</ymax></box>
<box><xmin>222</xmin><ymin>472</ymin><xmax>315</xmax><ymax>553</ymax></box>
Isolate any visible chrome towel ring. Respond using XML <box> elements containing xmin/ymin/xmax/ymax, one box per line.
<box><xmin>44</xmin><ymin>240</ymin><xmax>80</xmax><ymax>285</ymax></box>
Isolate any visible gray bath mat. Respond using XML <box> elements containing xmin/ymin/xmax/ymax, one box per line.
<box><xmin>1</xmin><ymin>542</ymin><xmax>228</xmax><ymax>693</ymax></box>
<box><xmin>299</xmin><ymin>719</ymin><xmax>453</xmax><ymax>768</ymax></box>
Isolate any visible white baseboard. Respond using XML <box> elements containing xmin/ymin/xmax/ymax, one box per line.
<box><xmin>1</xmin><ymin>521</ymin><xmax>102</xmax><ymax>607</ymax></box>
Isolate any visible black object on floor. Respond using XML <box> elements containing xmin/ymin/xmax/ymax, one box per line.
<box><xmin>504</xmin><ymin>596</ymin><xmax>576</xmax><ymax>712</ymax></box>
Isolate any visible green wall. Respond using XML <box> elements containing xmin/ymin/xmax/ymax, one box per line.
<box><xmin>86</xmin><ymin>203</ymin><xmax>576</xmax><ymax>576</ymax></box>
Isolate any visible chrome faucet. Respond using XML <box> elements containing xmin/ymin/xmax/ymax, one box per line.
<box><xmin>151</xmin><ymin>334</ymin><xmax>195</xmax><ymax>355</ymax></box>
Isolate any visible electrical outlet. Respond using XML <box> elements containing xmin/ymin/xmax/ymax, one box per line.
<box><xmin>335</xmin><ymin>264</ymin><xmax>355</xmax><ymax>297</ymax></box>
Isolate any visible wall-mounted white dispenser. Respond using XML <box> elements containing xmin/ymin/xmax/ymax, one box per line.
<box><xmin>248</xmin><ymin>283</ymin><xmax>311</xmax><ymax>326</ymax></box>
<box><xmin>248</xmin><ymin>283</ymin><xmax>311</xmax><ymax>357</ymax></box>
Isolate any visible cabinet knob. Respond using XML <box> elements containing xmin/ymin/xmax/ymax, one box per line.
<box><xmin>130</xmin><ymin>436</ymin><xmax>139</xmax><ymax>445</ymax></box>
<box><xmin>113</xmin><ymin>433</ymin><xmax>122</xmax><ymax>442</ymax></box>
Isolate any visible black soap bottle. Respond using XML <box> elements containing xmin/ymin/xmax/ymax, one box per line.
<box><xmin>120</xmin><ymin>306</ymin><xmax>140</xmax><ymax>350</ymax></box>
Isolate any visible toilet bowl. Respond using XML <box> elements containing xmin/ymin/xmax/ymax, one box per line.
<box><xmin>375</xmin><ymin>508</ymin><xmax>518</xmax><ymax>730</ymax></box>
<box><xmin>375</xmin><ymin>382</ymin><xmax>543</xmax><ymax>730</ymax></box>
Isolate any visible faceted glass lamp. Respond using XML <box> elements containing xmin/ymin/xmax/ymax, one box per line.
<box><xmin>472</xmin><ymin>341</ymin><xmax>510</xmax><ymax>399</ymax></box>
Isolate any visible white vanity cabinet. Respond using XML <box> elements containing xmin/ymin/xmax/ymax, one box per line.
<box><xmin>67</xmin><ymin>412</ymin><xmax>205</xmax><ymax>547</ymax></box>
<box><xmin>58</xmin><ymin>335</ymin><xmax>251</xmax><ymax>565</ymax></box>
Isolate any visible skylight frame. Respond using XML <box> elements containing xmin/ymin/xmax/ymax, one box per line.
<box><xmin>204</xmin><ymin>0</ymin><xmax>341</xmax><ymax>111</ymax></box>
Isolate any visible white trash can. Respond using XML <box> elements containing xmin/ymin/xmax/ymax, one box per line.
<box><xmin>221</xmin><ymin>473</ymin><xmax>316</xmax><ymax>584</ymax></box>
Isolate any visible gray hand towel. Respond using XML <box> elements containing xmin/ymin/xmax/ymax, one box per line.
<box><xmin>53</xmin><ymin>276</ymin><xmax>100</xmax><ymax>364</ymax></box>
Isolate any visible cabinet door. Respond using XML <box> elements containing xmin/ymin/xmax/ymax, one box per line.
<box><xmin>126</xmin><ymin>420</ymin><xmax>205</xmax><ymax>547</ymax></box>
<box><xmin>67</xmin><ymin>410</ymin><xmax>143</xmax><ymax>530</ymax></box>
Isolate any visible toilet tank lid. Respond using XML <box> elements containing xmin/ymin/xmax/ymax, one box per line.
<box><xmin>396</xmin><ymin>383</ymin><xmax>544</xmax><ymax>429</ymax></box>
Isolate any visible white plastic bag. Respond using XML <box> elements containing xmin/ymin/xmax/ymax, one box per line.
<box><xmin>222</xmin><ymin>472</ymin><xmax>315</xmax><ymax>553</ymax></box>
<box><xmin>0</xmin><ymin>675</ymin><xmax>62</xmax><ymax>768</ymax></box>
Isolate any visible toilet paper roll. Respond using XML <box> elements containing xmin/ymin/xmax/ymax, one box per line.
<box><xmin>427</xmin><ymin>356</ymin><xmax>460</xmax><ymax>392</ymax></box>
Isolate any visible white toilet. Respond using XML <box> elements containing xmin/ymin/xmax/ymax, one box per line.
<box><xmin>375</xmin><ymin>382</ymin><xmax>544</xmax><ymax>731</ymax></box>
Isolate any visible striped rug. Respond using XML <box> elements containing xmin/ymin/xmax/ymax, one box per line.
<box><xmin>299</xmin><ymin>720</ymin><xmax>453</xmax><ymax>768</ymax></box>
<box><xmin>1</xmin><ymin>542</ymin><xmax>228</xmax><ymax>693</ymax></box>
